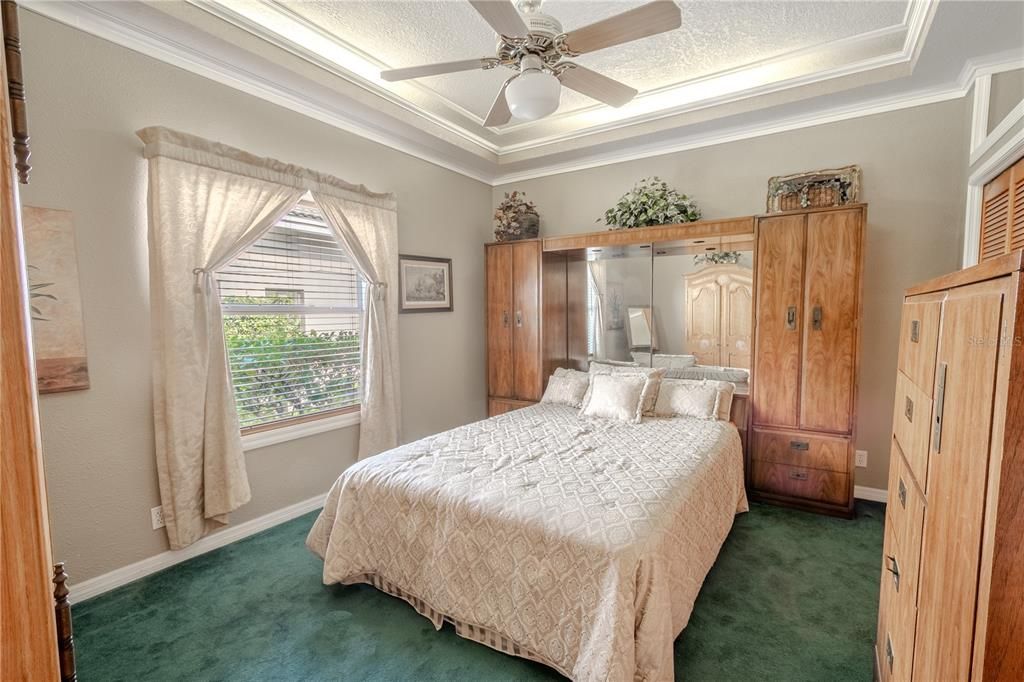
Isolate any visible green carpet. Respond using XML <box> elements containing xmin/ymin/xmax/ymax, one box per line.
<box><xmin>73</xmin><ymin>501</ymin><xmax>883</xmax><ymax>681</ymax></box>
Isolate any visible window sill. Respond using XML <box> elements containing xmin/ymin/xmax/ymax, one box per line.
<box><xmin>241</xmin><ymin>410</ymin><xmax>361</xmax><ymax>451</ymax></box>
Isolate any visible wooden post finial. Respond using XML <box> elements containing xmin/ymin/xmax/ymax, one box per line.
<box><xmin>52</xmin><ymin>563</ymin><xmax>77</xmax><ymax>682</ymax></box>
<box><xmin>2</xmin><ymin>0</ymin><xmax>30</xmax><ymax>184</ymax></box>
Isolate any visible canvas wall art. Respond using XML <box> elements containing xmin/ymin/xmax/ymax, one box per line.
<box><xmin>22</xmin><ymin>206</ymin><xmax>90</xmax><ymax>393</ymax></box>
<box><xmin>398</xmin><ymin>254</ymin><xmax>453</xmax><ymax>313</ymax></box>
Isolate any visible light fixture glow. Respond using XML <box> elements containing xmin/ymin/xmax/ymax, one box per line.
<box><xmin>505</xmin><ymin>56</ymin><xmax>560</xmax><ymax>122</ymax></box>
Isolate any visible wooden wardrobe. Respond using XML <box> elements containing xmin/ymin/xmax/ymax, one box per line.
<box><xmin>978</xmin><ymin>154</ymin><xmax>1024</xmax><ymax>262</ymax></box>
<box><xmin>875</xmin><ymin>252</ymin><xmax>1024</xmax><ymax>682</ymax></box>
<box><xmin>749</xmin><ymin>205</ymin><xmax>865</xmax><ymax>516</ymax></box>
<box><xmin>683</xmin><ymin>264</ymin><xmax>752</xmax><ymax>368</ymax></box>
<box><xmin>485</xmin><ymin>239</ymin><xmax>568</xmax><ymax>417</ymax></box>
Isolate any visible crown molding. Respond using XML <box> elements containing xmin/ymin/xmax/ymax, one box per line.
<box><xmin>22</xmin><ymin>0</ymin><xmax>499</xmax><ymax>184</ymax></box>
<box><xmin>21</xmin><ymin>1</ymin><xmax>1024</xmax><ymax>188</ymax></box>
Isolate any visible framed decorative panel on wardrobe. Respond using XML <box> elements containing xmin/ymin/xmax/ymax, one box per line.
<box><xmin>749</xmin><ymin>205</ymin><xmax>866</xmax><ymax>517</ymax></box>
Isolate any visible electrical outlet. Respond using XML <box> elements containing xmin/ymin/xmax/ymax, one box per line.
<box><xmin>151</xmin><ymin>505</ymin><xmax>165</xmax><ymax>530</ymax></box>
<box><xmin>855</xmin><ymin>450</ymin><xmax>868</xmax><ymax>468</ymax></box>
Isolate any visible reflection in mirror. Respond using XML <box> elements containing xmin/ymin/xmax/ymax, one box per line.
<box><xmin>585</xmin><ymin>245</ymin><xmax>652</xmax><ymax>365</ymax></box>
<box><xmin>649</xmin><ymin>238</ymin><xmax>754</xmax><ymax>385</ymax></box>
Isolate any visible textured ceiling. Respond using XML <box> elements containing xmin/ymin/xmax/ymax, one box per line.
<box><xmin>279</xmin><ymin>0</ymin><xmax>909</xmax><ymax>119</ymax></box>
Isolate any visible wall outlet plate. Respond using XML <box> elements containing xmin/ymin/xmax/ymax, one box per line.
<box><xmin>855</xmin><ymin>450</ymin><xmax>868</xmax><ymax>468</ymax></box>
<box><xmin>151</xmin><ymin>505</ymin><xmax>165</xmax><ymax>530</ymax></box>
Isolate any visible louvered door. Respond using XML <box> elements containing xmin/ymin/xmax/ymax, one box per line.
<box><xmin>979</xmin><ymin>155</ymin><xmax>1024</xmax><ymax>262</ymax></box>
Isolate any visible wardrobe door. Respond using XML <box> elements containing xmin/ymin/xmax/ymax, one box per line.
<box><xmin>980</xmin><ymin>167</ymin><xmax>1011</xmax><ymax>262</ymax></box>
<box><xmin>723</xmin><ymin>273</ymin><xmax>753</xmax><ymax>369</ymax></box>
<box><xmin>512</xmin><ymin>241</ymin><xmax>541</xmax><ymax>401</ymax></box>
<box><xmin>486</xmin><ymin>245</ymin><xmax>514</xmax><ymax>399</ymax></box>
<box><xmin>1009</xmin><ymin>156</ymin><xmax>1024</xmax><ymax>252</ymax></box>
<box><xmin>686</xmin><ymin>274</ymin><xmax>721</xmax><ymax>365</ymax></box>
<box><xmin>800</xmin><ymin>209</ymin><xmax>862</xmax><ymax>433</ymax></box>
<box><xmin>912</xmin><ymin>283</ymin><xmax>1004</xmax><ymax>682</ymax></box>
<box><xmin>753</xmin><ymin>214</ymin><xmax>805</xmax><ymax>428</ymax></box>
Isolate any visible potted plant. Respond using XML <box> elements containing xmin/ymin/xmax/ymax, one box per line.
<box><xmin>600</xmin><ymin>177</ymin><xmax>701</xmax><ymax>229</ymax></box>
<box><xmin>493</xmin><ymin>191</ymin><xmax>540</xmax><ymax>242</ymax></box>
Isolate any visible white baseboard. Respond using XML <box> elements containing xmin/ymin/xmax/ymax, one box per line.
<box><xmin>70</xmin><ymin>493</ymin><xmax>327</xmax><ymax>604</ymax></box>
<box><xmin>854</xmin><ymin>485</ymin><xmax>889</xmax><ymax>503</ymax></box>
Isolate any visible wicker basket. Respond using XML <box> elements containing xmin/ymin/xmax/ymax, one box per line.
<box><xmin>767</xmin><ymin>166</ymin><xmax>861</xmax><ymax>213</ymax></box>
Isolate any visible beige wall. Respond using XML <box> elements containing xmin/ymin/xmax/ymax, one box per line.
<box><xmin>988</xmin><ymin>68</ymin><xmax>1024</xmax><ymax>134</ymax></box>
<box><xmin>21</xmin><ymin>13</ymin><xmax>491</xmax><ymax>582</ymax></box>
<box><xmin>495</xmin><ymin>99</ymin><xmax>970</xmax><ymax>490</ymax></box>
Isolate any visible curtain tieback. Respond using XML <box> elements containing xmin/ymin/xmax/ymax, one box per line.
<box><xmin>192</xmin><ymin>267</ymin><xmax>210</xmax><ymax>294</ymax></box>
<box><xmin>369</xmin><ymin>281</ymin><xmax>387</xmax><ymax>301</ymax></box>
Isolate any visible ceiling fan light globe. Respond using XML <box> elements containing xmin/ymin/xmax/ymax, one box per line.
<box><xmin>505</xmin><ymin>70</ymin><xmax>560</xmax><ymax>122</ymax></box>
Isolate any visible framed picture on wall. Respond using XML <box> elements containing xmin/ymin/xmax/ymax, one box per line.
<box><xmin>398</xmin><ymin>254</ymin><xmax>453</xmax><ymax>313</ymax></box>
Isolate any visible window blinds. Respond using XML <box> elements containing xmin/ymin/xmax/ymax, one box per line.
<box><xmin>217</xmin><ymin>204</ymin><xmax>364</xmax><ymax>430</ymax></box>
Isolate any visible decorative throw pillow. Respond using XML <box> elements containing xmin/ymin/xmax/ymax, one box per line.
<box><xmin>586</xmin><ymin>362</ymin><xmax>666</xmax><ymax>415</ymax></box>
<box><xmin>579</xmin><ymin>374</ymin><xmax>647</xmax><ymax>423</ymax></box>
<box><xmin>651</xmin><ymin>353</ymin><xmax>698</xmax><ymax>369</ymax></box>
<box><xmin>541</xmin><ymin>371</ymin><xmax>589</xmax><ymax>407</ymax></box>
<box><xmin>654</xmin><ymin>378</ymin><xmax>735</xmax><ymax>421</ymax></box>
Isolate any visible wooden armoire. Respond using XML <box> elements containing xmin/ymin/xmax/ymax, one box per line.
<box><xmin>875</xmin><ymin>252</ymin><xmax>1024</xmax><ymax>682</ymax></box>
<box><xmin>683</xmin><ymin>264</ymin><xmax>752</xmax><ymax>368</ymax></box>
<box><xmin>749</xmin><ymin>205</ymin><xmax>865</xmax><ymax>516</ymax></box>
<box><xmin>978</xmin><ymin>154</ymin><xmax>1024</xmax><ymax>262</ymax></box>
<box><xmin>485</xmin><ymin>239</ymin><xmax>568</xmax><ymax>417</ymax></box>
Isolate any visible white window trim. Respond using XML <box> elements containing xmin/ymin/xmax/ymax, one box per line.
<box><xmin>241</xmin><ymin>409</ymin><xmax>361</xmax><ymax>451</ymax></box>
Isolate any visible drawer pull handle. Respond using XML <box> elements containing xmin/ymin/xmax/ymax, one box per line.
<box><xmin>789</xmin><ymin>440</ymin><xmax>809</xmax><ymax>451</ymax></box>
<box><xmin>812</xmin><ymin>305</ymin><xmax>823</xmax><ymax>331</ymax></box>
<box><xmin>502</xmin><ymin>311</ymin><xmax>509</xmax><ymax>328</ymax></box>
<box><xmin>904</xmin><ymin>397</ymin><xmax>914</xmax><ymax>423</ymax></box>
<box><xmin>886</xmin><ymin>635</ymin><xmax>894</xmax><ymax>671</ymax></box>
<box><xmin>788</xmin><ymin>471</ymin><xmax>809</xmax><ymax>481</ymax></box>
<box><xmin>886</xmin><ymin>554</ymin><xmax>901</xmax><ymax>591</ymax></box>
<box><xmin>934</xmin><ymin>362</ymin><xmax>947</xmax><ymax>453</ymax></box>
<box><xmin>910</xmin><ymin>319</ymin><xmax>920</xmax><ymax>343</ymax></box>
<box><xmin>898</xmin><ymin>478</ymin><xmax>907</xmax><ymax>509</ymax></box>
<box><xmin>786</xmin><ymin>306</ymin><xmax>797</xmax><ymax>330</ymax></box>
<box><xmin>515</xmin><ymin>310</ymin><xmax>523</xmax><ymax>328</ymax></box>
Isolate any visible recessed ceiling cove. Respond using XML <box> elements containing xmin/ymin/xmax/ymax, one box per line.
<box><xmin>197</xmin><ymin>0</ymin><xmax>925</xmax><ymax>149</ymax></box>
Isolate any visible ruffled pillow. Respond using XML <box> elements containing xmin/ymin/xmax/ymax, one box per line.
<box><xmin>541</xmin><ymin>371</ymin><xmax>589</xmax><ymax>407</ymax></box>
<box><xmin>588</xmin><ymin>361</ymin><xmax>667</xmax><ymax>415</ymax></box>
<box><xmin>654</xmin><ymin>378</ymin><xmax>735</xmax><ymax>421</ymax></box>
<box><xmin>579</xmin><ymin>374</ymin><xmax>647</xmax><ymax>423</ymax></box>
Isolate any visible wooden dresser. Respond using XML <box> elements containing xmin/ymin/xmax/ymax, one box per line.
<box><xmin>875</xmin><ymin>252</ymin><xmax>1024</xmax><ymax>682</ymax></box>
<box><xmin>749</xmin><ymin>205</ymin><xmax>866</xmax><ymax>517</ymax></box>
<box><xmin>485</xmin><ymin>239</ymin><xmax>568</xmax><ymax>417</ymax></box>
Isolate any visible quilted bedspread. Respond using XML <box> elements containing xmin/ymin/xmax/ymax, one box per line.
<box><xmin>307</xmin><ymin>404</ymin><xmax>748</xmax><ymax>681</ymax></box>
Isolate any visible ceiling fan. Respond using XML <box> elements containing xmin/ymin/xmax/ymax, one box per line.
<box><xmin>380</xmin><ymin>0</ymin><xmax>682</xmax><ymax>127</ymax></box>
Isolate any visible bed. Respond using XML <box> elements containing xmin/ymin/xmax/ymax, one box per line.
<box><xmin>307</xmin><ymin>403</ymin><xmax>748</xmax><ymax>681</ymax></box>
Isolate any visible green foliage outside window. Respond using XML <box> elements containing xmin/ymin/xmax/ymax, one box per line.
<box><xmin>222</xmin><ymin>295</ymin><xmax>361</xmax><ymax>426</ymax></box>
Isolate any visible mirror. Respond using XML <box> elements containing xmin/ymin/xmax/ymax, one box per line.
<box><xmin>584</xmin><ymin>245</ymin><xmax>652</xmax><ymax>365</ymax></box>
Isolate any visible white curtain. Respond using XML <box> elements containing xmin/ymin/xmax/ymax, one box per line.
<box><xmin>138</xmin><ymin>127</ymin><xmax>398</xmax><ymax>548</ymax></box>
<box><xmin>313</xmin><ymin>193</ymin><xmax>400</xmax><ymax>459</ymax></box>
<box><xmin>588</xmin><ymin>260</ymin><xmax>607</xmax><ymax>359</ymax></box>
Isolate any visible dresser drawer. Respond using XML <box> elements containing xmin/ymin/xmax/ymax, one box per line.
<box><xmin>750</xmin><ymin>428</ymin><xmax>850</xmax><ymax>473</ymax></box>
<box><xmin>885</xmin><ymin>440</ymin><xmax>926</xmax><ymax>574</ymax></box>
<box><xmin>877</xmin><ymin>520</ymin><xmax>920</xmax><ymax>682</ymax></box>
<box><xmin>749</xmin><ymin>459</ymin><xmax>849</xmax><ymax>505</ymax></box>
<box><xmin>892</xmin><ymin>372</ymin><xmax>932</xmax><ymax>486</ymax></box>
<box><xmin>897</xmin><ymin>297</ymin><xmax>942</xmax><ymax>394</ymax></box>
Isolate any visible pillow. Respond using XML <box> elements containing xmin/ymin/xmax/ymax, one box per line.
<box><xmin>579</xmin><ymin>374</ymin><xmax>647</xmax><ymax>423</ymax></box>
<box><xmin>655</xmin><ymin>378</ymin><xmax>736</xmax><ymax>421</ymax></box>
<box><xmin>541</xmin><ymin>372</ymin><xmax>589</xmax><ymax>407</ymax></box>
<box><xmin>587</xmin><ymin>362</ymin><xmax>666</xmax><ymax>415</ymax></box>
<box><xmin>651</xmin><ymin>353</ymin><xmax>698</xmax><ymax>369</ymax></box>
<box><xmin>653</xmin><ymin>380</ymin><xmax>719</xmax><ymax>420</ymax></box>
<box><xmin>664</xmin><ymin>365</ymin><xmax>749</xmax><ymax>383</ymax></box>
<box><xmin>590</xmin><ymin>359</ymin><xmax>639</xmax><ymax>369</ymax></box>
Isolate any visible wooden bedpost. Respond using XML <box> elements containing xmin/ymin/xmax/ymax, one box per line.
<box><xmin>53</xmin><ymin>563</ymin><xmax>78</xmax><ymax>682</ymax></box>
<box><xmin>1</xmin><ymin>0</ymin><xmax>29</xmax><ymax>184</ymax></box>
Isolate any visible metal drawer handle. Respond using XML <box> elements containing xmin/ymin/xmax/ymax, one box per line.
<box><xmin>515</xmin><ymin>310</ymin><xmax>523</xmax><ymax>328</ymax></box>
<box><xmin>788</xmin><ymin>471</ymin><xmax>809</xmax><ymax>481</ymax></box>
<box><xmin>898</xmin><ymin>478</ymin><xmax>907</xmax><ymax>509</ymax></box>
<box><xmin>786</xmin><ymin>306</ymin><xmax>797</xmax><ymax>330</ymax></box>
<box><xmin>910</xmin><ymin>320</ymin><xmax>920</xmax><ymax>343</ymax></box>
<box><xmin>886</xmin><ymin>554</ymin><xmax>901</xmax><ymax>591</ymax></box>
<box><xmin>502</xmin><ymin>310</ymin><xmax>509</xmax><ymax>328</ymax></box>
<box><xmin>934</xmin><ymin>362</ymin><xmax>947</xmax><ymax>453</ymax></box>
<box><xmin>789</xmin><ymin>440</ymin><xmax>809</xmax><ymax>451</ymax></box>
<box><xmin>904</xmin><ymin>397</ymin><xmax>914</xmax><ymax>423</ymax></box>
<box><xmin>886</xmin><ymin>635</ymin><xmax>894</xmax><ymax>671</ymax></box>
<box><xmin>812</xmin><ymin>305</ymin><xmax>823</xmax><ymax>331</ymax></box>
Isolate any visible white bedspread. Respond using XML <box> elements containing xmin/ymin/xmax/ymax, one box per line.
<box><xmin>307</xmin><ymin>404</ymin><xmax>748</xmax><ymax>681</ymax></box>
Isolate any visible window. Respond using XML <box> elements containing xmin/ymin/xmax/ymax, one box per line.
<box><xmin>217</xmin><ymin>204</ymin><xmax>364</xmax><ymax>431</ymax></box>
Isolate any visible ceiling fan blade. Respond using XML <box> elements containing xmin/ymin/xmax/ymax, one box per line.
<box><xmin>560</xmin><ymin>1</ymin><xmax>682</xmax><ymax>56</ymax></box>
<box><xmin>484</xmin><ymin>77</ymin><xmax>515</xmax><ymax>127</ymax></box>
<box><xmin>558</xmin><ymin>65</ymin><xmax>637</xmax><ymax>107</ymax></box>
<box><xmin>381</xmin><ymin>58</ymin><xmax>491</xmax><ymax>82</ymax></box>
<box><xmin>468</xmin><ymin>0</ymin><xmax>530</xmax><ymax>38</ymax></box>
